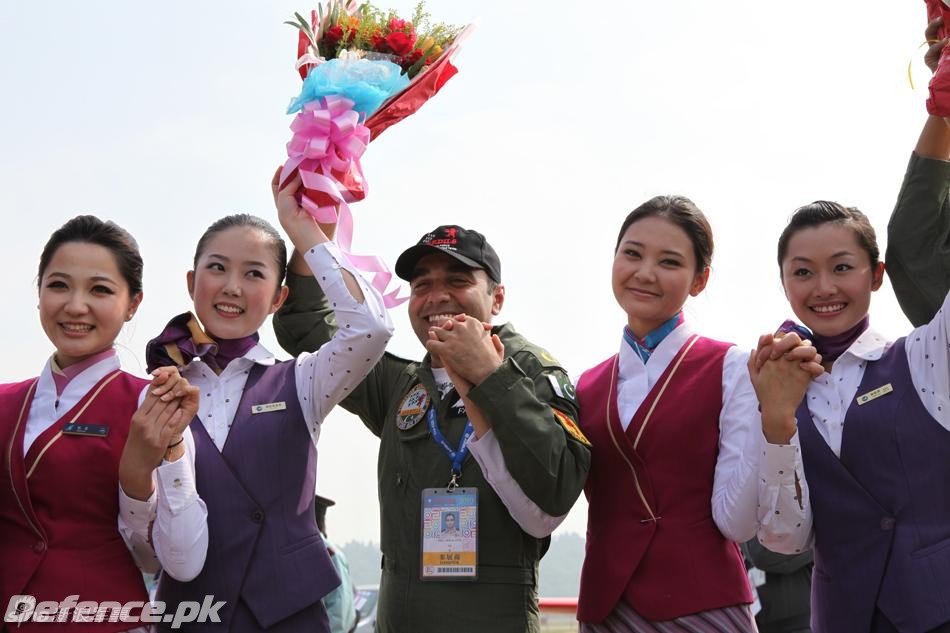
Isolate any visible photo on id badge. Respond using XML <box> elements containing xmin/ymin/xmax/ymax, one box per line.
<box><xmin>421</xmin><ymin>488</ymin><xmax>478</xmax><ymax>580</ymax></box>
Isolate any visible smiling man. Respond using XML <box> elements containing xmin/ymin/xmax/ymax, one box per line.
<box><xmin>274</xmin><ymin>224</ymin><xmax>590</xmax><ymax>633</ymax></box>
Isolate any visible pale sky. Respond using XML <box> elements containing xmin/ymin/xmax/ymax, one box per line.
<box><xmin>0</xmin><ymin>1</ymin><xmax>930</xmax><ymax>543</ymax></box>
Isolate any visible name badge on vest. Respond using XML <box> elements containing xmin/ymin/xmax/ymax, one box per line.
<box><xmin>397</xmin><ymin>384</ymin><xmax>429</xmax><ymax>430</ymax></box>
<box><xmin>856</xmin><ymin>383</ymin><xmax>893</xmax><ymax>406</ymax></box>
<box><xmin>420</xmin><ymin>487</ymin><xmax>477</xmax><ymax>581</ymax></box>
<box><xmin>251</xmin><ymin>401</ymin><xmax>287</xmax><ymax>414</ymax></box>
<box><xmin>62</xmin><ymin>423</ymin><xmax>108</xmax><ymax>437</ymax></box>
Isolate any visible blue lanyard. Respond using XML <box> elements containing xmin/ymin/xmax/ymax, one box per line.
<box><xmin>427</xmin><ymin>408</ymin><xmax>473</xmax><ymax>478</ymax></box>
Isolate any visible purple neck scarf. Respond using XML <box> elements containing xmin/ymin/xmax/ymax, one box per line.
<box><xmin>777</xmin><ymin>315</ymin><xmax>870</xmax><ymax>365</ymax></box>
<box><xmin>146</xmin><ymin>312</ymin><xmax>259</xmax><ymax>373</ymax></box>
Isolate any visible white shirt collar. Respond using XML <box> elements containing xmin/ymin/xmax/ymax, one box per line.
<box><xmin>40</xmin><ymin>352</ymin><xmax>122</xmax><ymax>392</ymax></box>
<box><xmin>618</xmin><ymin>320</ymin><xmax>695</xmax><ymax>381</ymax></box>
<box><xmin>243</xmin><ymin>342</ymin><xmax>278</xmax><ymax>366</ymax></box>
<box><xmin>834</xmin><ymin>326</ymin><xmax>889</xmax><ymax>366</ymax></box>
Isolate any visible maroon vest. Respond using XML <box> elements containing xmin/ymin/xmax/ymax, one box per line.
<box><xmin>576</xmin><ymin>335</ymin><xmax>752</xmax><ymax>623</ymax></box>
<box><xmin>0</xmin><ymin>370</ymin><xmax>149</xmax><ymax>633</ymax></box>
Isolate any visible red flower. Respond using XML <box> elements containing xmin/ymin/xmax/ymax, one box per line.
<box><xmin>371</xmin><ymin>31</ymin><xmax>386</xmax><ymax>51</ymax></box>
<box><xmin>399</xmin><ymin>48</ymin><xmax>424</xmax><ymax>70</ymax></box>
<box><xmin>324</xmin><ymin>25</ymin><xmax>345</xmax><ymax>47</ymax></box>
<box><xmin>384</xmin><ymin>31</ymin><xmax>416</xmax><ymax>56</ymax></box>
<box><xmin>388</xmin><ymin>18</ymin><xmax>414</xmax><ymax>34</ymax></box>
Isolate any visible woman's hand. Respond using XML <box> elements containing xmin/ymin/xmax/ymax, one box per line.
<box><xmin>271</xmin><ymin>167</ymin><xmax>334</xmax><ymax>249</ymax></box>
<box><xmin>748</xmin><ymin>333</ymin><xmax>823</xmax><ymax>445</ymax></box>
<box><xmin>752</xmin><ymin>331</ymin><xmax>824</xmax><ymax>377</ymax></box>
<box><xmin>926</xmin><ymin>16</ymin><xmax>948</xmax><ymax>73</ymax></box>
<box><xmin>426</xmin><ymin>314</ymin><xmax>503</xmax><ymax>391</ymax></box>
<box><xmin>119</xmin><ymin>368</ymin><xmax>200</xmax><ymax>500</ymax></box>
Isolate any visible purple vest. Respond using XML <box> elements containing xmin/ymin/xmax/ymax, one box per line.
<box><xmin>158</xmin><ymin>362</ymin><xmax>339</xmax><ymax>633</ymax></box>
<box><xmin>797</xmin><ymin>338</ymin><xmax>950</xmax><ymax>633</ymax></box>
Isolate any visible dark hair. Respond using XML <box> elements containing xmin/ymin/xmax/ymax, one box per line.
<box><xmin>193</xmin><ymin>214</ymin><xmax>288</xmax><ymax>286</ymax></box>
<box><xmin>38</xmin><ymin>215</ymin><xmax>144</xmax><ymax>296</ymax></box>
<box><xmin>777</xmin><ymin>201</ymin><xmax>879</xmax><ymax>270</ymax></box>
<box><xmin>615</xmin><ymin>195</ymin><xmax>714</xmax><ymax>272</ymax></box>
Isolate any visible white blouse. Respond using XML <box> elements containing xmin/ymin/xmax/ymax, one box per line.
<box><xmin>757</xmin><ymin>290</ymin><xmax>950</xmax><ymax>555</ymax></box>
<box><xmin>179</xmin><ymin>241</ymin><xmax>393</xmax><ymax>451</ymax></box>
<box><xmin>21</xmin><ymin>352</ymin><xmax>208</xmax><ymax>581</ymax></box>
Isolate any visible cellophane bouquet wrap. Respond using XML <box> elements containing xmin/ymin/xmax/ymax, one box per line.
<box><xmin>280</xmin><ymin>1</ymin><xmax>472</xmax><ymax>305</ymax></box>
<box><xmin>927</xmin><ymin>0</ymin><xmax>950</xmax><ymax>116</ymax></box>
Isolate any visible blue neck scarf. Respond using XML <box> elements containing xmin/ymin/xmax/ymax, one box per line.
<box><xmin>623</xmin><ymin>312</ymin><xmax>685</xmax><ymax>364</ymax></box>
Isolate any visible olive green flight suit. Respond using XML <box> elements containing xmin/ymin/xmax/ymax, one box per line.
<box><xmin>886</xmin><ymin>152</ymin><xmax>950</xmax><ymax>326</ymax></box>
<box><xmin>274</xmin><ymin>273</ymin><xmax>591</xmax><ymax>633</ymax></box>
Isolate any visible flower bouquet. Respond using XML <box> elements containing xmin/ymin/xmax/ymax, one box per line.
<box><xmin>279</xmin><ymin>1</ymin><xmax>472</xmax><ymax>305</ymax></box>
<box><xmin>927</xmin><ymin>0</ymin><xmax>950</xmax><ymax>116</ymax></box>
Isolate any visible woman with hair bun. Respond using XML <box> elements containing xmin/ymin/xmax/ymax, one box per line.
<box><xmin>577</xmin><ymin>196</ymin><xmax>821</xmax><ymax>631</ymax></box>
<box><xmin>752</xmin><ymin>197</ymin><xmax>950</xmax><ymax>632</ymax></box>
<box><xmin>0</xmin><ymin>215</ymin><xmax>207</xmax><ymax>632</ymax></box>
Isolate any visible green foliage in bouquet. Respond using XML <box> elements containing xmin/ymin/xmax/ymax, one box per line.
<box><xmin>287</xmin><ymin>1</ymin><xmax>461</xmax><ymax>78</ymax></box>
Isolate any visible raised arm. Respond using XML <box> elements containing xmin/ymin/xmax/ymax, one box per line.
<box><xmin>118</xmin><ymin>369</ymin><xmax>208</xmax><ymax>580</ymax></box>
<box><xmin>748</xmin><ymin>334</ymin><xmax>820</xmax><ymax>554</ymax></box>
<box><xmin>271</xmin><ymin>169</ymin><xmax>395</xmax><ymax>434</ymax></box>
<box><xmin>888</xmin><ymin>20</ymin><xmax>950</xmax><ymax>325</ymax></box>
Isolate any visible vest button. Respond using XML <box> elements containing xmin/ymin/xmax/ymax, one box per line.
<box><xmin>880</xmin><ymin>517</ymin><xmax>895</xmax><ymax>531</ymax></box>
<box><xmin>251</xmin><ymin>510</ymin><xmax>264</xmax><ymax>524</ymax></box>
<box><xmin>33</xmin><ymin>541</ymin><xmax>46</xmax><ymax>554</ymax></box>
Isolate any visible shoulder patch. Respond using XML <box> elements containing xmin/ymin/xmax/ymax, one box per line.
<box><xmin>547</xmin><ymin>373</ymin><xmax>577</xmax><ymax>403</ymax></box>
<box><xmin>538</xmin><ymin>350</ymin><xmax>561</xmax><ymax>366</ymax></box>
<box><xmin>512</xmin><ymin>339</ymin><xmax>564</xmax><ymax>369</ymax></box>
<box><xmin>552</xmin><ymin>408</ymin><xmax>591</xmax><ymax>447</ymax></box>
<box><xmin>396</xmin><ymin>384</ymin><xmax>429</xmax><ymax>430</ymax></box>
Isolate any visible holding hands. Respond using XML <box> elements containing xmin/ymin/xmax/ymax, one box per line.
<box><xmin>426</xmin><ymin>314</ymin><xmax>503</xmax><ymax>398</ymax></box>
<box><xmin>119</xmin><ymin>367</ymin><xmax>200</xmax><ymax>501</ymax></box>
<box><xmin>747</xmin><ymin>333</ymin><xmax>824</xmax><ymax>445</ymax></box>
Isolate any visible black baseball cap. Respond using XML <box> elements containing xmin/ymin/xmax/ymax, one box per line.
<box><xmin>395</xmin><ymin>225</ymin><xmax>502</xmax><ymax>283</ymax></box>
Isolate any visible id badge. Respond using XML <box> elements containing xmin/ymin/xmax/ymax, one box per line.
<box><xmin>420</xmin><ymin>487</ymin><xmax>477</xmax><ymax>580</ymax></box>
<box><xmin>62</xmin><ymin>423</ymin><xmax>109</xmax><ymax>437</ymax></box>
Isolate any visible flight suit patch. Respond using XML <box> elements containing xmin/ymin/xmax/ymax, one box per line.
<box><xmin>547</xmin><ymin>373</ymin><xmax>577</xmax><ymax>403</ymax></box>
<box><xmin>397</xmin><ymin>384</ymin><xmax>430</xmax><ymax>430</ymax></box>
<box><xmin>553</xmin><ymin>408</ymin><xmax>591</xmax><ymax>447</ymax></box>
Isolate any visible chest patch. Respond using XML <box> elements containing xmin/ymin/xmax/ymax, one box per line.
<box><xmin>397</xmin><ymin>384</ymin><xmax>430</xmax><ymax>430</ymax></box>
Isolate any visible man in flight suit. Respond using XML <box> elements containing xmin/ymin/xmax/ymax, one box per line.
<box><xmin>274</xmin><ymin>225</ymin><xmax>590</xmax><ymax>633</ymax></box>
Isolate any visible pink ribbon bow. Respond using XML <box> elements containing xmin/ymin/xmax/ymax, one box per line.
<box><xmin>280</xmin><ymin>96</ymin><xmax>406</xmax><ymax>307</ymax></box>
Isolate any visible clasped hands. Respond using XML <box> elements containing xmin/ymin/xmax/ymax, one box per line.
<box><xmin>747</xmin><ymin>332</ymin><xmax>824</xmax><ymax>445</ymax></box>
<box><xmin>119</xmin><ymin>367</ymin><xmax>200</xmax><ymax>501</ymax></box>
<box><xmin>425</xmin><ymin>314</ymin><xmax>504</xmax><ymax>398</ymax></box>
